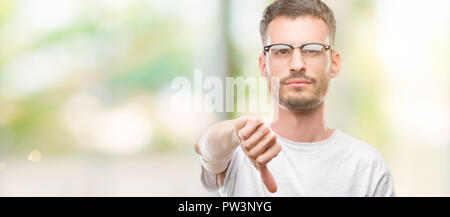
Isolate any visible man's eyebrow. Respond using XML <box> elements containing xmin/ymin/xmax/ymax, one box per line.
<box><xmin>268</xmin><ymin>41</ymin><xmax>328</xmax><ymax>46</ymax></box>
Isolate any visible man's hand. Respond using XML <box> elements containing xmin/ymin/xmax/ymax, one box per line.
<box><xmin>233</xmin><ymin>116</ymin><xmax>282</xmax><ymax>193</ymax></box>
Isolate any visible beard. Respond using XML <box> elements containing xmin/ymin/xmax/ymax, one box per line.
<box><xmin>270</xmin><ymin>70</ymin><xmax>329</xmax><ymax>111</ymax></box>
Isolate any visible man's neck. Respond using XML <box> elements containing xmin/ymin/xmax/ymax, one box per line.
<box><xmin>270</xmin><ymin>102</ymin><xmax>334</xmax><ymax>143</ymax></box>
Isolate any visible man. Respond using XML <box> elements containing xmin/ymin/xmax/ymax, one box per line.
<box><xmin>195</xmin><ymin>0</ymin><xmax>395</xmax><ymax>196</ymax></box>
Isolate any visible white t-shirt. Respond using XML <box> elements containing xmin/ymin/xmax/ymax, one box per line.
<box><xmin>200</xmin><ymin>128</ymin><xmax>395</xmax><ymax>197</ymax></box>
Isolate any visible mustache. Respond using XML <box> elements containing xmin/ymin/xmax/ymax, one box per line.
<box><xmin>279</xmin><ymin>72</ymin><xmax>317</xmax><ymax>85</ymax></box>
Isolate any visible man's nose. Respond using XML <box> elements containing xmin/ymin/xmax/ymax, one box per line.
<box><xmin>289</xmin><ymin>48</ymin><xmax>306</xmax><ymax>73</ymax></box>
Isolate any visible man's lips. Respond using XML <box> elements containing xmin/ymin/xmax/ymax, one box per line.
<box><xmin>284</xmin><ymin>78</ymin><xmax>312</xmax><ymax>87</ymax></box>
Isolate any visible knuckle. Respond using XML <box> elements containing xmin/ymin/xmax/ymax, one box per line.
<box><xmin>247</xmin><ymin>117</ymin><xmax>255</xmax><ymax>123</ymax></box>
<box><xmin>275</xmin><ymin>144</ymin><xmax>282</xmax><ymax>154</ymax></box>
<box><xmin>237</xmin><ymin>130</ymin><xmax>244</xmax><ymax>139</ymax></box>
<box><xmin>250</xmin><ymin>117</ymin><xmax>262</xmax><ymax>125</ymax></box>
<box><xmin>255</xmin><ymin>129</ymin><xmax>266</xmax><ymax>139</ymax></box>
<box><xmin>264</xmin><ymin>133</ymin><xmax>276</xmax><ymax>145</ymax></box>
<box><xmin>234</xmin><ymin>116</ymin><xmax>246</xmax><ymax>127</ymax></box>
<box><xmin>259</xmin><ymin>125</ymin><xmax>269</xmax><ymax>134</ymax></box>
<box><xmin>256</xmin><ymin>156</ymin><xmax>265</xmax><ymax>165</ymax></box>
<box><xmin>276</xmin><ymin>144</ymin><xmax>282</xmax><ymax>152</ymax></box>
<box><xmin>248</xmin><ymin>151</ymin><xmax>257</xmax><ymax>159</ymax></box>
<box><xmin>243</xmin><ymin>142</ymin><xmax>251</xmax><ymax>151</ymax></box>
<box><xmin>269</xmin><ymin>133</ymin><xmax>277</xmax><ymax>143</ymax></box>
<box><xmin>241</xmin><ymin>116</ymin><xmax>249</xmax><ymax>122</ymax></box>
<box><xmin>253</xmin><ymin>117</ymin><xmax>262</xmax><ymax>123</ymax></box>
<box><xmin>273</xmin><ymin>144</ymin><xmax>282</xmax><ymax>157</ymax></box>
<box><xmin>239</xmin><ymin>129</ymin><xmax>249</xmax><ymax>139</ymax></box>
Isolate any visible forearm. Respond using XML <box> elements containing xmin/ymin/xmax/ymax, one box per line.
<box><xmin>195</xmin><ymin>120</ymin><xmax>240</xmax><ymax>173</ymax></box>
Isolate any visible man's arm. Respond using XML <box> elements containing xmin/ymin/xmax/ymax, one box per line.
<box><xmin>195</xmin><ymin>119</ymin><xmax>242</xmax><ymax>185</ymax></box>
<box><xmin>195</xmin><ymin>116</ymin><xmax>281</xmax><ymax>192</ymax></box>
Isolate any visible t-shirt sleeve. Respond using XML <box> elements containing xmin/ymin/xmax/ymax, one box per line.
<box><xmin>372</xmin><ymin>171</ymin><xmax>396</xmax><ymax>197</ymax></box>
<box><xmin>371</xmin><ymin>154</ymin><xmax>396</xmax><ymax>197</ymax></box>
<box><xmin>200</xmin><ymin>163</ymin><xmax>221</xmax><ymax>191</ymax></box>
<box><xmin>200</xmin><ymin>147</ymin><xmax>241</xmax><ymax>195</ymax></box>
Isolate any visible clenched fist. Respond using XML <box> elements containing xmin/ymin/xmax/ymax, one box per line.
<box><xmin>233</xmin><ymin>116</ymin><xmax>282</xmax><ymax>193</ymax></box>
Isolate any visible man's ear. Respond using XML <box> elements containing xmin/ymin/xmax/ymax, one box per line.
<box><xmin>259</xmin><ymin>52</ymin><xmax>267</xmax><ymax>78</ymax></box>
<box><xmin>329</xmin><ymin>50</ymin><xmax>341</xmax><ymax>78</ymax></box>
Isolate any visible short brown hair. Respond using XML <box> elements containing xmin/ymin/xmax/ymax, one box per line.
<box><xmin>260</xmin><ymin>0</ymin><xmax>336</xmax><ymax>45</ymax></box>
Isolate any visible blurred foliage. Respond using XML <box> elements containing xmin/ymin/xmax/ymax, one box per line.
<box><xmin>345</xmin><ymin>0</ymin><xmax>390</xmax><ymax>150</ymax></box>
<box><xmin>0</xmin><ymin>1</ymin><xmax>194</xmax><ymax>156</ymax></box>
<box><xmin>108</xmin><ymin>49</ymin><xmax>191</xmax><ymax>92</ymax></box>
<box><xmin>0</xmin><ymin>0</ymin><xmax>14</xmax><ymax>27</ymax></box>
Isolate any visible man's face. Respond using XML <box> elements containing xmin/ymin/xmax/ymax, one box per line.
<box><xmin>259</xmin><ymin>15</ymin><xmax>341</xmax><ymax>111</ymax></box>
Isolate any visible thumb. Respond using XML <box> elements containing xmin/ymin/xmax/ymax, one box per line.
<box><xmin>259</xmin><ymin>165</ymin><xmax>277</xmax><ymax>193</ymax></box>
<box><xmin>234</xmin><ymin>116</ymin><xmax>248</xmax><ymax>133</ymax></box>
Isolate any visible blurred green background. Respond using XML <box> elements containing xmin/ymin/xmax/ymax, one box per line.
<box><xmin>0</xmin><ymin>0</ymin><xmax>448</xmax><ymax>196</ymax></box>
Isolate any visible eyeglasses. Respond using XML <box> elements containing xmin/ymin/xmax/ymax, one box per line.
<box><xmin>264</xmin><ymin>43</ymin><xmax>331</xmax><ymax>67</ymax></box>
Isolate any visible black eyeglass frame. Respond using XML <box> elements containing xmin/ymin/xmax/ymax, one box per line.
<box><xmin>263</xmin><ymin>43</ymin><xmax>332</xmax><ymax>54</ymax></box>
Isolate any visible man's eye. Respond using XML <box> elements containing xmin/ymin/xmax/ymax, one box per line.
<box><xmin>303</xmin><ymin>49</ymin><xmax>321</xmax><ymax>56</ymax></box>
<box><xmin>276</xmin><ymin>49</ymin><xmax>290</xmax><ymax>55</ymax></box>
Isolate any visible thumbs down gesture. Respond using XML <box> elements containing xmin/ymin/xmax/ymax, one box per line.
<box><xmin>233</xmin><ymin>116</ymin><xmax>282</xmax><ymax>193</ymax></box>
